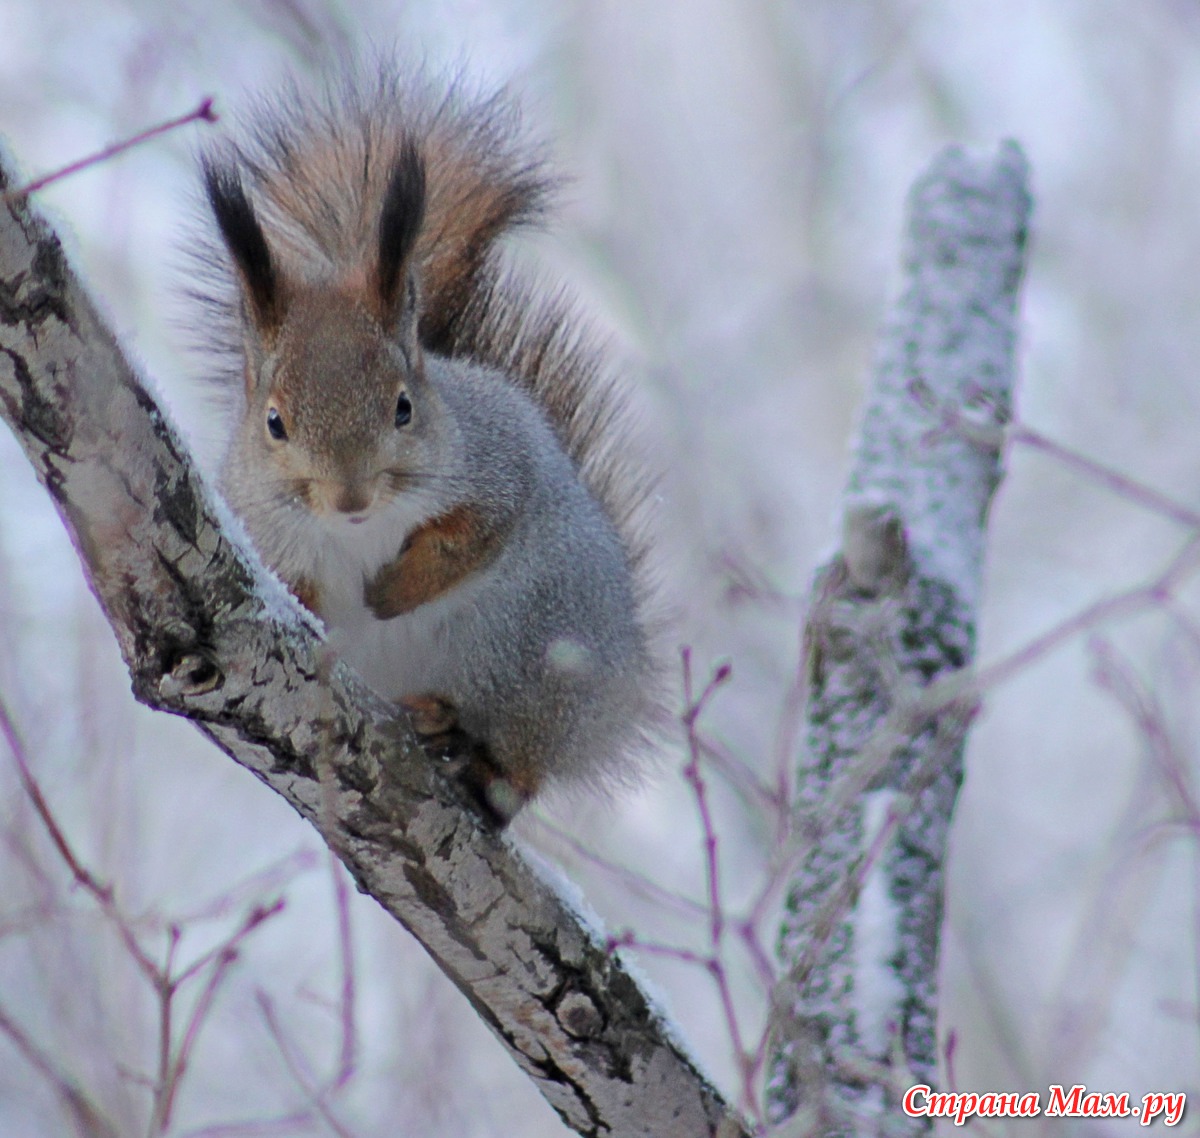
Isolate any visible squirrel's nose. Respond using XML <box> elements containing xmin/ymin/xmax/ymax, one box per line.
<box><xmin>334</xmin><ymin>483</ymin><xmax>373</xmax><ymax>517</ymax></box>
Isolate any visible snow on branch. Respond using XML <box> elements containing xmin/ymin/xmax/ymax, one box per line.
<box><xmin>0</xmin><ymin>156</ymin><xmax>748</xmax><ymax>1138</ymax></box>
<box><xmin>766</xmin><ymin>142</ymin><xmax>1032</xmax><ymax>1134</ymax></box>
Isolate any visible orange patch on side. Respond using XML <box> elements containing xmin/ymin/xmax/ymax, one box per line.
<box><xmin>291</xmin><ymin>576</ymin><xmax>322</xmax><ymax>618</ymax></box>
<box><xmin>364</xmin><ymin>504</ymin><xmax>503</xmax><ymax>619</ymax></box>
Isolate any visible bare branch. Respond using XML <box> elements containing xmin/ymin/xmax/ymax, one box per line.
<box><xmin>0</xmin><ymin>694</ymin><xmax>162</xmax><ymax>981</ymax></box>
<box><xmin>0</xmin><ymin>999</ymin><xmax>119</xmax><ymax>1138</ymax></box>
<box><xmin>1</xmin><ymin>99</ymin><xmax>218</xmax><ymax>204</ymax></box>
<box><xmin>257</xmin><ymin>991</ymin><xmax>359</xmax><ymax>1138</ymax></box>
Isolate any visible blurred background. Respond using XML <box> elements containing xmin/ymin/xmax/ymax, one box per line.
<box><xmin>1</xmin><ymin>1</ymin><xmax>1198</xmax><ymax>1134</ymax></box>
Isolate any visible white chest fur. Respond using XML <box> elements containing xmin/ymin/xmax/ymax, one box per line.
<box><xmin>286</xmin><ymin>499</ymin><xmax>470</xmax><ymax>700</ymax></box>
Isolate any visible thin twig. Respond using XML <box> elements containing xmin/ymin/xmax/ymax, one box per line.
<box><xmin>1011</xmin><ymin>422</ymin><xmax>1200</xmax><ymax>530</ymax></box>
<box><xmin>257</xmin><ymin>992</ymin><xmax>359</xmax><ymax>1138</ymax></box>
<box><xmin>0</xmin><ymin>695</ymin><xmax>160</xmax><ymax>981</ymax></box>
<box><xmin>153</xmin><ymin>949</ymin><xmax>242</xmax><ymax>1135</ymax></box>
<box><xmin>330</xmin><ymin>855</ymin><xmax>357</xmax><ymax>1090</ymax></box>
<box><xmin>172</xmin><ymin>849</ymin><xmax>318</xmax><ymax>926</ymax></box>
<box><xmin>972</xmin><ymin>533</ymin><xmax>1200</xmax><ymax>693</ymax></box>
<box><xmin>2</xmin><ymin>99</ymin><xmax>218</xmax><ymax>203</ymax></box>
<box><xmin>910</xmin><ymin>378</ymin><xmax>1200</xmax><ymax>532</ymax></box>
<box><xmin>695</xmin><ymin>735</ymin><xmax>779</xmax><ymax>821</ymax></box>
<box><xmin>182</xmin><ymin>1113</ymin><xmax>318</xmax><ymax>1138</ymax></box>
<box><xmin>0</xmin><ymin>998</ymin><xmax>118</xmax><ymax>1138</ymax></box>
<box><xmin>527</xmin><ymin>814</ymin><xmax>708</xmax><ymax>918</ymax></box>
<box><xmin>153</xmin><ymin>898</ymin><xmax>288</xmax><ymax>1133</ymax></box>
<box><xmin>681</xmin><ymin>649</ymin><xmax>732</xmax><ymax>947</ymax></box>
<box><xmin>605</xmin><ymin>929</ymin><xmax>711</xmax><ymax>969</ymax></box>
<box><xmin>172</xmin><ymin>900</ymin><xmax>285</xmax><ymax>990</ymax></box>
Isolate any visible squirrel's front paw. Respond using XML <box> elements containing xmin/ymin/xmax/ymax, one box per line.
<box><xmin>399</xmin><ymin>693</ymin><xmax>532</xmax><ymax>827</ymax></box>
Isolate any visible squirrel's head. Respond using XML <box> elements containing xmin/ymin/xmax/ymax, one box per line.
<box><xmin>205</xmin><ymin>143</ymin><xmax>446</xmax><ymax>525</ymax></box>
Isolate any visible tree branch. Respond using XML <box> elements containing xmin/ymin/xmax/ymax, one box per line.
<box><xmin>765</xmin><ymin>142</ymin><xmax>1032</xmax><ymax>1134</ymax></box>
<box><xmin>0</xmin><ymin>154</ymin><xmax>747</xmax><ymax>1138</ymax></box>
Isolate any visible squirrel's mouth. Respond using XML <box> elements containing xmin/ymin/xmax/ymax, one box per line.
<box><xmin>303</xmin><ymin>477</ymin><xmax>379</xmax><ymax>520</ymax></box>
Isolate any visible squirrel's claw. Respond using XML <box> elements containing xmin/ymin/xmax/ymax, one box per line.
<box><xmin>400</xmin><ymin>692</ymin><xmax>459</xmax><ymax>738</ymax></box>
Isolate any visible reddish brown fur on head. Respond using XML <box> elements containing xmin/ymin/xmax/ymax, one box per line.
<box><xmin>205</xmin><ymin>143</ymin><xmax>427</xmax><ymax>354</ymax></box>
<box><xmin>205</xmin><ymin>140</ymin><xmax>434</xmax><ymax>520</ymax></box>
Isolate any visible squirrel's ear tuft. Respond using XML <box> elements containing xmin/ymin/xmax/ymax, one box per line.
<box><xmin>374</xmin><ymin>139</ymin><xmax>427</xmax><ymax>331</ymax></box>
<box><xmin>203</xmin><ymin>157</ymin><xmax>283</xmax><ymax>340</ymax></box>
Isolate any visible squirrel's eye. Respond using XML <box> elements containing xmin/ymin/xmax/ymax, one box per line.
<box><xmin>395</xmin><ymin>393</ymin><xmax>412</xmax><ymax>428</ymax></box>
<box><xmin>266</xmin><ymin>408</ymin><xmax>288</xmax><ymax>441</ymax></box>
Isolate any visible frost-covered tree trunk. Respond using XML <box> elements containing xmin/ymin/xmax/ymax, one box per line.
<box><xmin>766</xmin><ymin>143</ymin><xmax>1032</xmax><ymax>1135</ymax></box>
<box><xmin>0</xmin><ymin>156</ymin><xmax>749</xmax><ymax>1138</ymax></box>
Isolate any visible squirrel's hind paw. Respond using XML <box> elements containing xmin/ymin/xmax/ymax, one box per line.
<box><xmin>400</xmin><ymin>692</ymin><xmax>460</xmax><ymax>739</ymax></box>
<box><xmin>400</xmin><ymin>693</ymin><xmax>533</xmax><ymax>827</ymax></box>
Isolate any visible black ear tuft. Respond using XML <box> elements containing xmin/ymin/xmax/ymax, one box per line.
<box><xmin>203</xmin><ymin>157</ymin><xmax>281</xmax><ymax>336</ymax></box>
<box><xmin>375</xmin><ymin>139</ymin><xmax>427</xmax><ymax>327</ymax></box>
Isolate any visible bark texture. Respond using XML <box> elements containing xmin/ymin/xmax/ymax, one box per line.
<box><xmin>766</xmin><ymin>142</ymin><xmax>1031</xmax><ymax>1135</ymax></box>
<box><xmin>0</xmin><ymin>157</ymin><xmax>747</xmax><ymax>1138</ymax></box>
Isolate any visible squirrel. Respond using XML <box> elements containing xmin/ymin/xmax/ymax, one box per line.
<box><xmin>192</xmin><ymin>65</ymin><xmax>661</xmax><ymax>825</ymax></box>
